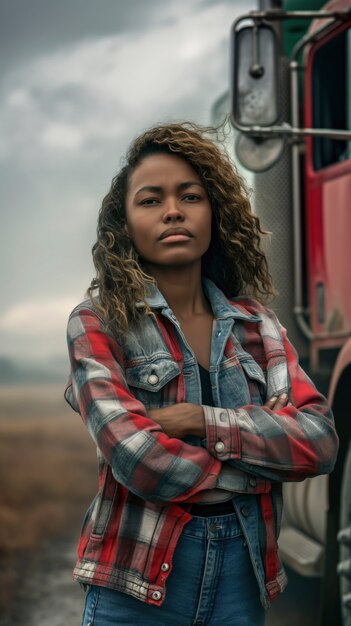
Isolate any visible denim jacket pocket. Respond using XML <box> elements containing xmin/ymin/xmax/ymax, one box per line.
<box><xmin>240</xmin><ymin>358</ymin><xmax>267</xmax><ymax>404</ymax></box>
<box><xmin>125</xmin><ymin>357</ymin><xmax>181</xmax><ymax>408</ymax></box>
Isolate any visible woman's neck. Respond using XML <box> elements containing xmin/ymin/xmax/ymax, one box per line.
<box><xmin>147</xmin><ymin>263</ymin><xmax>211</xmax><ymax>321</ymax></box>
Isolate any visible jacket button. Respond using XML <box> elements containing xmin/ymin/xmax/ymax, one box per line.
<box><xmin>249</xmin><ymin>477</ymin><xmax>257</xmax><ymax>487</ymax></box>
<box><xmin>161</xmin><ymin>563</ymin><xmax>169</xmax><ymax>572</ymax></box>
<box><xmin>215</xmin><ymin>441</ymin><xmax>225</xmax><ymax>453</ymax></box>
<box><xmin>148</xmin><ymin>374</ymin><xmax>159</xmax><ymax>385</ymax></box>
<box><xmin>241</xmin><ymin>506</ymin><xmax>251</xmax><ymax>517</ymax></box>
<box><xmin>151</xmin><ymin>590</ymin><xmax>162</xmax><ymax>601</ymax></box>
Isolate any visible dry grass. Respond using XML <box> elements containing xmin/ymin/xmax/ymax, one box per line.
<box><xmin>0</xmin><ymin>385</ymin><xmax>97</xmax><ymax>609</ymax></box>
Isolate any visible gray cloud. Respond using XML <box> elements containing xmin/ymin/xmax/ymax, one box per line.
<box><xmin>0</xmin><ymin>0</ymin><xmax>255</xmax><ymax>362</ymax></box>
<box><xmin>0</xmin><ymin>0</ymin><xmax>168</xmax><ymax>74</ymax></box>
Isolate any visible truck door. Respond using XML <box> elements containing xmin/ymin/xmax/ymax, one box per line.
<box><xmin>304</xmin><ymin>22</ymin><xmax>351</xmax><ymax>358</ymax></box>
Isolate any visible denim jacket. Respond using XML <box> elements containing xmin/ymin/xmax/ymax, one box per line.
<box><xmin>65</xmin><ymin>278</ymin><xmax>338</xmax><ymax>608</ymax></box>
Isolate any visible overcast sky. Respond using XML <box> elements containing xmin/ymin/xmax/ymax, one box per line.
<box><xmin>0</xmin><ymin>0</ymin><xmax>255</xmax><ymax>366</ymax></box>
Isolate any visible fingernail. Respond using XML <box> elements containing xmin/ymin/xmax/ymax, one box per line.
<box><xmin>280</xmin><ymin>393</ymin><xmax>288</xmax><ymax>400</ymax></box>
<box><xmin>270</xmin><ymin>397</ymin><xmax>277</xmax><ymax>403</ymax></box>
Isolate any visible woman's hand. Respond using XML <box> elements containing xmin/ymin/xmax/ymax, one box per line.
<box><xmin>264</xmin><ymin>393</ymin><xmax>290</xmax><ymax>411</ymax></box>
<box><xmin>147</xmin><ymin>394</ymin><xmax>290</xmax><ymax>439</ymax></box>
<box><xmin>147</xmin><ymin>403</ymin><xmax>205</xmax><ymax>439</ymax></box>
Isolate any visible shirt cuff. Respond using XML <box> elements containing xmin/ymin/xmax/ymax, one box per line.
<box><xmin>201</xmin><ymin>405</ymin><xmax>241</xmax><ymax>461</ymax></box>
<box><xmin>216</xmin><ymin>464</ymin><xmax>270</xmax><ymax>494</ymax></box>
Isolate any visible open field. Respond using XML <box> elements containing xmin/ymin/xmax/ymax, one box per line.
<box><xmin>0</xmin><ymin>385</ymin><xmax>97</xmax><ymax>613</ymax></box>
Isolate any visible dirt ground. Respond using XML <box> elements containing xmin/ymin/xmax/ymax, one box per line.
<box><xmin>0</xmin><ymin>385</ymin><xmax>96</xmax><ymax>622</ymax></box>
<box><xmin>0</xmin><ymin>537</ymin><xmax>84</xmax><ymax>626</ymax></box>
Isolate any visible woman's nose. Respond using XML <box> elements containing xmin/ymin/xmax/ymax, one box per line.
<box><xmin>162</xmin><ymin>199</ymin><xmax>184</xmax><ymax>222</ymax></box>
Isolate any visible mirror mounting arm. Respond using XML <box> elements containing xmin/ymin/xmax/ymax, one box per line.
<box><xmin>230</xmin><ymin>121</ymin><xmax>351</xmax><ymax>142</ymax></box>
<box><xmin>231</xmin><ymin>9</ymin><xmax>351</xmax><ymax>140</ymax></box>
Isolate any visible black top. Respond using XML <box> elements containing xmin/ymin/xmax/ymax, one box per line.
<box><xmin>190</xmin><ymin>363</ymin><xmax>235</xmax><ymax>517</ymax></box>
<box><xmin>198</xmin><ymin>362</ymin><xmax>214</xmax><ymax>407</ymax></box>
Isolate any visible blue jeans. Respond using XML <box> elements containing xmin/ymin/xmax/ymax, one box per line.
<box><xmin>81</xmin><ymin>512</ymin><xmax>265</xmax><ymax>626</ymax></box>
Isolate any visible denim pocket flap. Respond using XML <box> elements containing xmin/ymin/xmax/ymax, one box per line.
<box><xmin>240</xmin><ymin>359</ymin><xmax>266</xmax><ymax>388</ymax></box>
<box><xmin>126</xmin><ymin>358</ymin><xmax>180</xmax><ymax>392</ymax></box>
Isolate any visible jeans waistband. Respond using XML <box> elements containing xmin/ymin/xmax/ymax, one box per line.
<box><xmin>181</xmin><ymin>511</ymin><xmax>242</xmax><ymax>540</ymax></box>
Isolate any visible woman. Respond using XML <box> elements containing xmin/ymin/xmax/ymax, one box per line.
<box><xmin>65</xmin><ymin>122</ymin><xmax>338</xmax><ymax>626</ymax></box>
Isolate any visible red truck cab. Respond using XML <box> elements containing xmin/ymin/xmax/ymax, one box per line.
<box><xmin>228</xmin><ymin>2</ymin><xmax>351</xmax><ymax>623</ymax></box>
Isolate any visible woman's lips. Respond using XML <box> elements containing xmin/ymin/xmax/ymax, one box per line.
<box><xmin>160</xmin><ymin>233</ymin><xmax>192</xmax><ymax>242</ymax></box>
<box><xmin>159</xmin><ymin>227</ymin><xmax>193</xmax><ymax>241</ymax></box>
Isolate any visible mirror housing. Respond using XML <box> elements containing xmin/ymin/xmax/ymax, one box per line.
<box><xmin>235</xmin><ymin>133</ymin><xmax>284</xmax><ymax>172</ymax></box>
<box><xmin>231</xmin><ymin>22</ymin><xmax>279</xmax><ymax>127</ymax></box>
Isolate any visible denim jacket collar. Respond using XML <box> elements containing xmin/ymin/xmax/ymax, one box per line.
<box><xmin>143</xmin><ymin>277</ymin><xmax>261</xmax><ymax>324</ymax></box>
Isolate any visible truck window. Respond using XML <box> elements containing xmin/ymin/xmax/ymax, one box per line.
<box><xmin>312</xmin><ymin>27</ymin><xmax>351</xmax><ymax>170</ymax></box>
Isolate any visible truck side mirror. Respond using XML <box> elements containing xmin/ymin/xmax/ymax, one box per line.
<box><xmin>231</xmin><ymin>22</ymin><xmax>279</xmax><ymax>127</ymax></box>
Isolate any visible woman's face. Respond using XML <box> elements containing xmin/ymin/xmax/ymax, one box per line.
<box><xmin>125</xmin><ymin>153</ymin><xmax>212</xmax><ymax>271</ymax></box>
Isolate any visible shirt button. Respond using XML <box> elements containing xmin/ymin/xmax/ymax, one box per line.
<box><xmin>148</xmin><ymin>374</ymin><xmax>159</xmax><ymax>385</ymax></box>
<box><xmin>161</xmin><ymin>563</ymin><xmax>169</xmax><ymax>572</ymax></box>
<box><xmin>215</xmin><ymin>441</ymin><xmax>225</xmax><ymax>453</ymax></box>
<box><xmin>241</xmin><ymin>506</ymin><xmax>251</xmax><ymax>517</ymax></box>
<box><xmin>151</xmin><ymin>591</ymin><xmax>162</xmax><ymax>601</ymax></box>
<box><xmin>249</xmin><ymin>477</ymin><xmax>257</xmax><ymax>487</ymax></box>
<box><xmin>219</xmin><ymin>411</ymin><xmax>228</xmax><ymax>422</ymax></box>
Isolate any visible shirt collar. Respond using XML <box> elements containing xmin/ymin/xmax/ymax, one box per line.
<box><xmin>143</xmin><ymin>277</ymin><xmax>261</xmax><ymax>323</ymax></box>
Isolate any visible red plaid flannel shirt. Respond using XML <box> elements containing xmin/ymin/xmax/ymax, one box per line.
<box><xmin>65</xmin><ymin>283</ymin><xmax>338</xmax><ymax>607</ymax></box>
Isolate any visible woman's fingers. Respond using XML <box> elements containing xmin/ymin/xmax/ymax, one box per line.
<box><xmin>265</xmin><ymin>393</ymin><xmax>289</xmax><ymax>410</ymax></box>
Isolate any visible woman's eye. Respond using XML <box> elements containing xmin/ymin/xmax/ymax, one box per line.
<box><xmin>184</xmin><ymin>194</ymin><xmax>200</xmax><ymax>202</ymax></box>
<box><xmin>140</xmin><ymin>198</ymin><xmax>159</xmax><ymax>206</ymax></box>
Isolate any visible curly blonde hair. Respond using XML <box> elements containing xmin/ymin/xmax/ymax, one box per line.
<box><xmin>88</xmin><ymin>121</ymin><xmax>273</xmax><ymax>334</ymax></box>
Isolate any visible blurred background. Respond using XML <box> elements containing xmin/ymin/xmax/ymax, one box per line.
<box><xmin>0</xmin><ymin>1</ymin><xmax>321</xmax><ymax>624</ymax></box>
<box><xmin>0</xmin><ymin>0</ymin><xmax>254</xmax><ymax>377</ymax></box>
